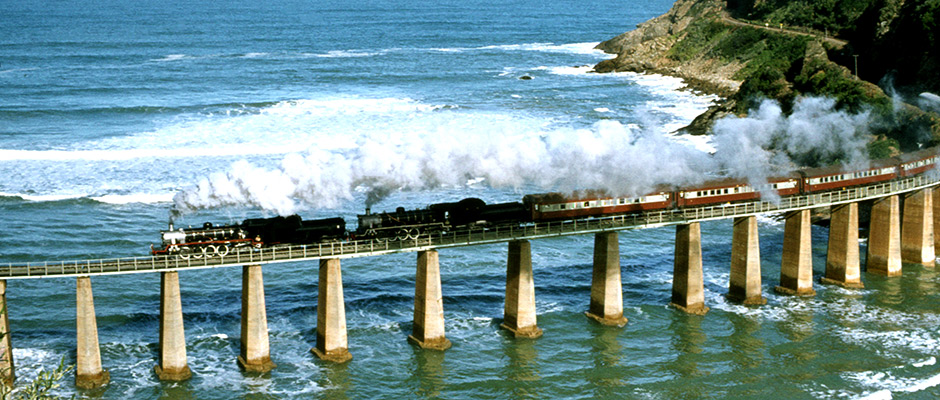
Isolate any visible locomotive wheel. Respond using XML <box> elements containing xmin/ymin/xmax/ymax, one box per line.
<box><xmin>395</xmin><ymin>229</ymin><xmax>407</xmax><ymax>241</ymax></box>
<box><xmin>193</xmin><ymin>248</ymin><xmax>204</xmax><ymax>259</ymax></box>
<box><xmin>179</xmin><ymin>247</ymin><xmax>192</xmax><ymax>260</ymax></box>
<box><xmin>217</xmin><ymin>245</ymin><xmax>230</xmax><ymax>257</ymax></box>
<box><xmin>206</xmin><ymin>245</ymin><xmax>218</xmax><ymax>258</ymax></box>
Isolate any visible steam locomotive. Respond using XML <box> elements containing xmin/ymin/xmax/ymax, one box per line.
<box><xmin>355</xmin><ymin>197</ymin><xmax>528</xmax><ymax>240</ymax></box>
<box><xmin>152</xmin><ymin>147</ymin><xmax>940</xmax><ymax>259</ymax></box>
<box><xmin>151</xmin><ymin>215</ymin><xmax>345</xmax><ymax>259</ymax></box>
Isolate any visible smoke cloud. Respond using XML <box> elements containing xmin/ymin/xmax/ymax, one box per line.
<box><xmin>172</xmin><ymin>96</ymin><xmax>879</xmax><ymax>217</ymax></box>
<box><xmin>712</xmin><ymin>97</ymin><xmax>872</xmax><ymax>176</ymax></box>
<box><xmin>173</xmin><ymin>118</ymin><xmax>713</xmax><ymax>216</ymax></box>
<box><xmin>920</xmin><ymin>92</ymin><xmax>940</xmax><ymax>113</ymax></box>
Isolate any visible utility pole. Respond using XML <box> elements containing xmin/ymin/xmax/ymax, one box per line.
<box><xmin>853</xmin><ymin>55</ymin><xmax>859</xmax><ymax>77</ymax></box>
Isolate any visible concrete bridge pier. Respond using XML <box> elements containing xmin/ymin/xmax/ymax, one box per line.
<box><xmin>822</xmin><ymin>203</ymin><xmax>864</xmax><ymax>288</ymax></box>
<box><xmin>239</xmin><ymin>265</ymin><xmax>276</xmax><ymax>373</ymax></box>
<box><xmin>934</xmin><ymin>188</ymin><xmax>940</xmax><ymax>251</ymax></box>
<box><xmin>776</xmin><ymin>209</ymin><xmax>816</xmax><ymax>296</ymax></box>
<box><xmin>729</xmin><ymin>216</ymin><xmax>766</xmax><ymax>305</ymax></box>
<box><xmin>155</xmin><ymin>271</ymin><xmax>191</xmax><ymax>381</ymax></box>
<box><xmin>868</xmin><ymin>195</ymin><xmax>902</xmax><ymax>276</ymax></box>
<box><xmin>901</xmin><ymin>189</ymin><xmax>935</xmax><ymax>267</ymax></box>
<box><xmin>671</xmin><ymin>223</ymin><xmax>709</xmax><ymax>315</ymax></box>
<box><xmin>408</xmin><ymin>250</ymin><xmax>451</xmax><ymax>350</ymax></box>
<box><xmin>0</xmin><ymin>280</ymin><xmax>14</xmax><ymax>386</ymax></box>
<box><xmin>75</xmin><ymin>276</ymin><xmax>109</xmax><ymax>389</ymax></box>
<box><xmin>586</xmin><ymin>232</ymin><xmax>628</xmax><ymax>326</ymax></box>
<box><xmin>312</xmin><ymin>258</ymin><xmax>352</xmax><ymax>363</ymax></box>
<box><xmin>501</xmin><ymin>240</ymin><xmax>543</xmax><ymax>338</ymax></box>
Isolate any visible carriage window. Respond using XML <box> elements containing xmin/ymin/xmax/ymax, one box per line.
<box><xmin>584</xmin><ymin>202</ymin><xmax>590</xmax><ymax>207</ymax></box>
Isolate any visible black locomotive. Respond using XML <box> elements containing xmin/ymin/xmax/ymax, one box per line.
<box><xmin>355</xmin><ymin>198</ymin><xmax>529</xmax><ymax>240</ymax></box>
<box><xmin>152</xmin><ymin>215</ymin><xmax>346</xmax><ymax>259</ymax></box>
<box><xmin>154</xmin><ymin>198</ymin><xmax>529</xmax><ymax>258</ymax></box>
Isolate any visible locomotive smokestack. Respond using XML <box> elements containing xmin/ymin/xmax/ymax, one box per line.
<box><xmin>365</xmin><ymin>207</ymin><xmax>371</xmax><ymax>215</ymax></box>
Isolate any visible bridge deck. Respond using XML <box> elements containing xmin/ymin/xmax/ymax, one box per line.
<box><xmin>2</xmin><ymin>175</ymin><xmax>937</xmax><ymax>279</ymax></box>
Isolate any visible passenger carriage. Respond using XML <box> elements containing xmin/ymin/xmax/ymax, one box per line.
<box><xmin>523</xmin><ymin>189</ymin><xmax>674</xmax><ymax>221</ymax></box>
<box><xmin>896</xmin><ymin>147</ymin><xmax>940</xmax><ymax>177</ymax></box>
<box><xmin>676</xmin><ymin>174</ymin><xmax>800</xmax><ymax>207</ymax></box>
<box><xmin>799</xmin><ymin>159</ymin><xmax>898</xmax><ymax>193</ymax></box>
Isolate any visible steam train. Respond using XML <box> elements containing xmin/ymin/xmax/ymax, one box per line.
<box><xmin>151</xmin><ymin>215</ymin><xmax>346</xmax><ymax>259</ymax></box>
<box><xmin>152</xmin><ymin>147</ymin><xmax>940</xmax><ymax>259</ymax></box>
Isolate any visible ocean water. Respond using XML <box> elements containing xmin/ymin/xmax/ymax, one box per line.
<box><xmin>2</xmin><ymin>0</ymin><xmax>940</xmax><ymax>399</ymax></box>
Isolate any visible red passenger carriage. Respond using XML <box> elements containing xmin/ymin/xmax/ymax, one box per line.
<box><xmin>799</xmin><ymin>159</ymin><xmax>898</xmax><ymax>193</ymax></box>
<box><xmin>523</xmin><ymin>189</ymin><xmax>674</xmax><ymax>221</ymax></box>
<box><xmin>676</xmin><ymin>174</ymin><xmax>801</xmax><ymax>207</ymax></box>
<box><xmin>896</xmin><ymin>147</ymin><xmax>940</xmax><ymax>177</ymax></box>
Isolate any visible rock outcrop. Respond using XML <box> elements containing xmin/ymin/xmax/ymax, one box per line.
<box><xmin>593</xmin><ymin>0</ymin><xmax>741</xmax><ymax>97</ymax></box>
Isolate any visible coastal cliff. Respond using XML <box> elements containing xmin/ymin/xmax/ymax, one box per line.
<box><xmin>594</xmin><ymin>0</ymin><xmax>740</xmax><ymax>97</ymax></box>
<box><xmin>594</xmin><ymin>0</ymin><xmax>940</xmax><ymax>151</ymax></box>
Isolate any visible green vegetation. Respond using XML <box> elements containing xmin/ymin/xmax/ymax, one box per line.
<box><xmin>667</xmin><ymin>20</ymin><xmax>730</xmax><ymax>62</ymax></box>
<box><xmin>0</xmin><ymin>358</ymin><xmax>74</xmax><ymax>400</ymax></box>
<box><xmin>0</xmin><ymin>307</ymin><xmax>73</xmax><ymax>400</ymax></box>
<box><xmin>867</xmin><ymin>137</ymin><xmax>901</xmax><ymax>159</ymax></box>
<box><xmin>668</xmin><ymin>17</ymin><xmax>814</xmax><ymax>111</ymax></box>
<box><xmin>728</xmin><ymin>0</ymin><xmax>940</xmax><ymax>94</ymax></box>
<box><xmin>664</xmin><ymin>2</ymin><xmax>940</xmax><ymax>158</ymax></box>
<box><xmin>727</xmin><ymin>0</ymin><xmax>878</xmax><ymax>36</ymax></box>
<box><xmin>792</xmin><ymin>57</ymin><xmax>890</xmax><ymax>114</ymax></box>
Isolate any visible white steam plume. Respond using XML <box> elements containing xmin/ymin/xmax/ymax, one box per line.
<box><xmin>920</xmin><ymin>92</ymin><xmax>940</xmax><ymax>113</ymax></box>
<box><xmin>172</xmin><ymin>96</ymin><xmax>879</xmax><ymax>217</ymax></box>
<box><xmin>173</xmin><ymin>119</ymin><xmax>713</xmax><ymax>216</ymax></box>
<box><xmin>711</xmin><ymin>97</ymin><xmax>873</xmax><ymax>190</ymax></box>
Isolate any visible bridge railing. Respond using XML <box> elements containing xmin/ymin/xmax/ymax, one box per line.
<box><xmin>0</xmin><ymin>174</ymin><xmax>936</xmax><ymax>279</ymax></box>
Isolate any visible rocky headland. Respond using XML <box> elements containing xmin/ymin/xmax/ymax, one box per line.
<box><xmin>594</xmin><ymin>0</ymin><xmax>740</xmax><ymax>98</ymax></box>
<box><xmin>593</xmin><ymin>0</ymin><xmax>940</xmax><ymax>150</ymax></box>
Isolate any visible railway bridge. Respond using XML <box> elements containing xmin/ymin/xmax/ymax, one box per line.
<box><xmin>0</xmin><ymin>174</ymin><xmax>938</xmax><ymax>388</ymax></box>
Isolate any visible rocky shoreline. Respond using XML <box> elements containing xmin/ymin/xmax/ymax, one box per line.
<box><xmin>590</xmin><ymin>0</ymin><xmax>903</xmax><ymax>137</ymax></box>
<box><xmin>591</xmin><ymin>0</ymin><xmax>741</xmax><ymax>134</ymax></box>
<box><xmin>592</xmin><ymin>0</ymin><xmax>739</xmax><ymax>97</ymax></box>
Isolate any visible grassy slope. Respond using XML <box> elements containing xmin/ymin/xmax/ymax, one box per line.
<box><xmin>669</xmin><ymin>2</ymin><xmax>940</xmax><ymax>157</ymax></box>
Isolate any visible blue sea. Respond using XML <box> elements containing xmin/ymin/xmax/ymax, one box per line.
<box><xmin>2</xmin><ymin>0</ymin><xmax>940</xmax><ymax>398</ymax></box>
